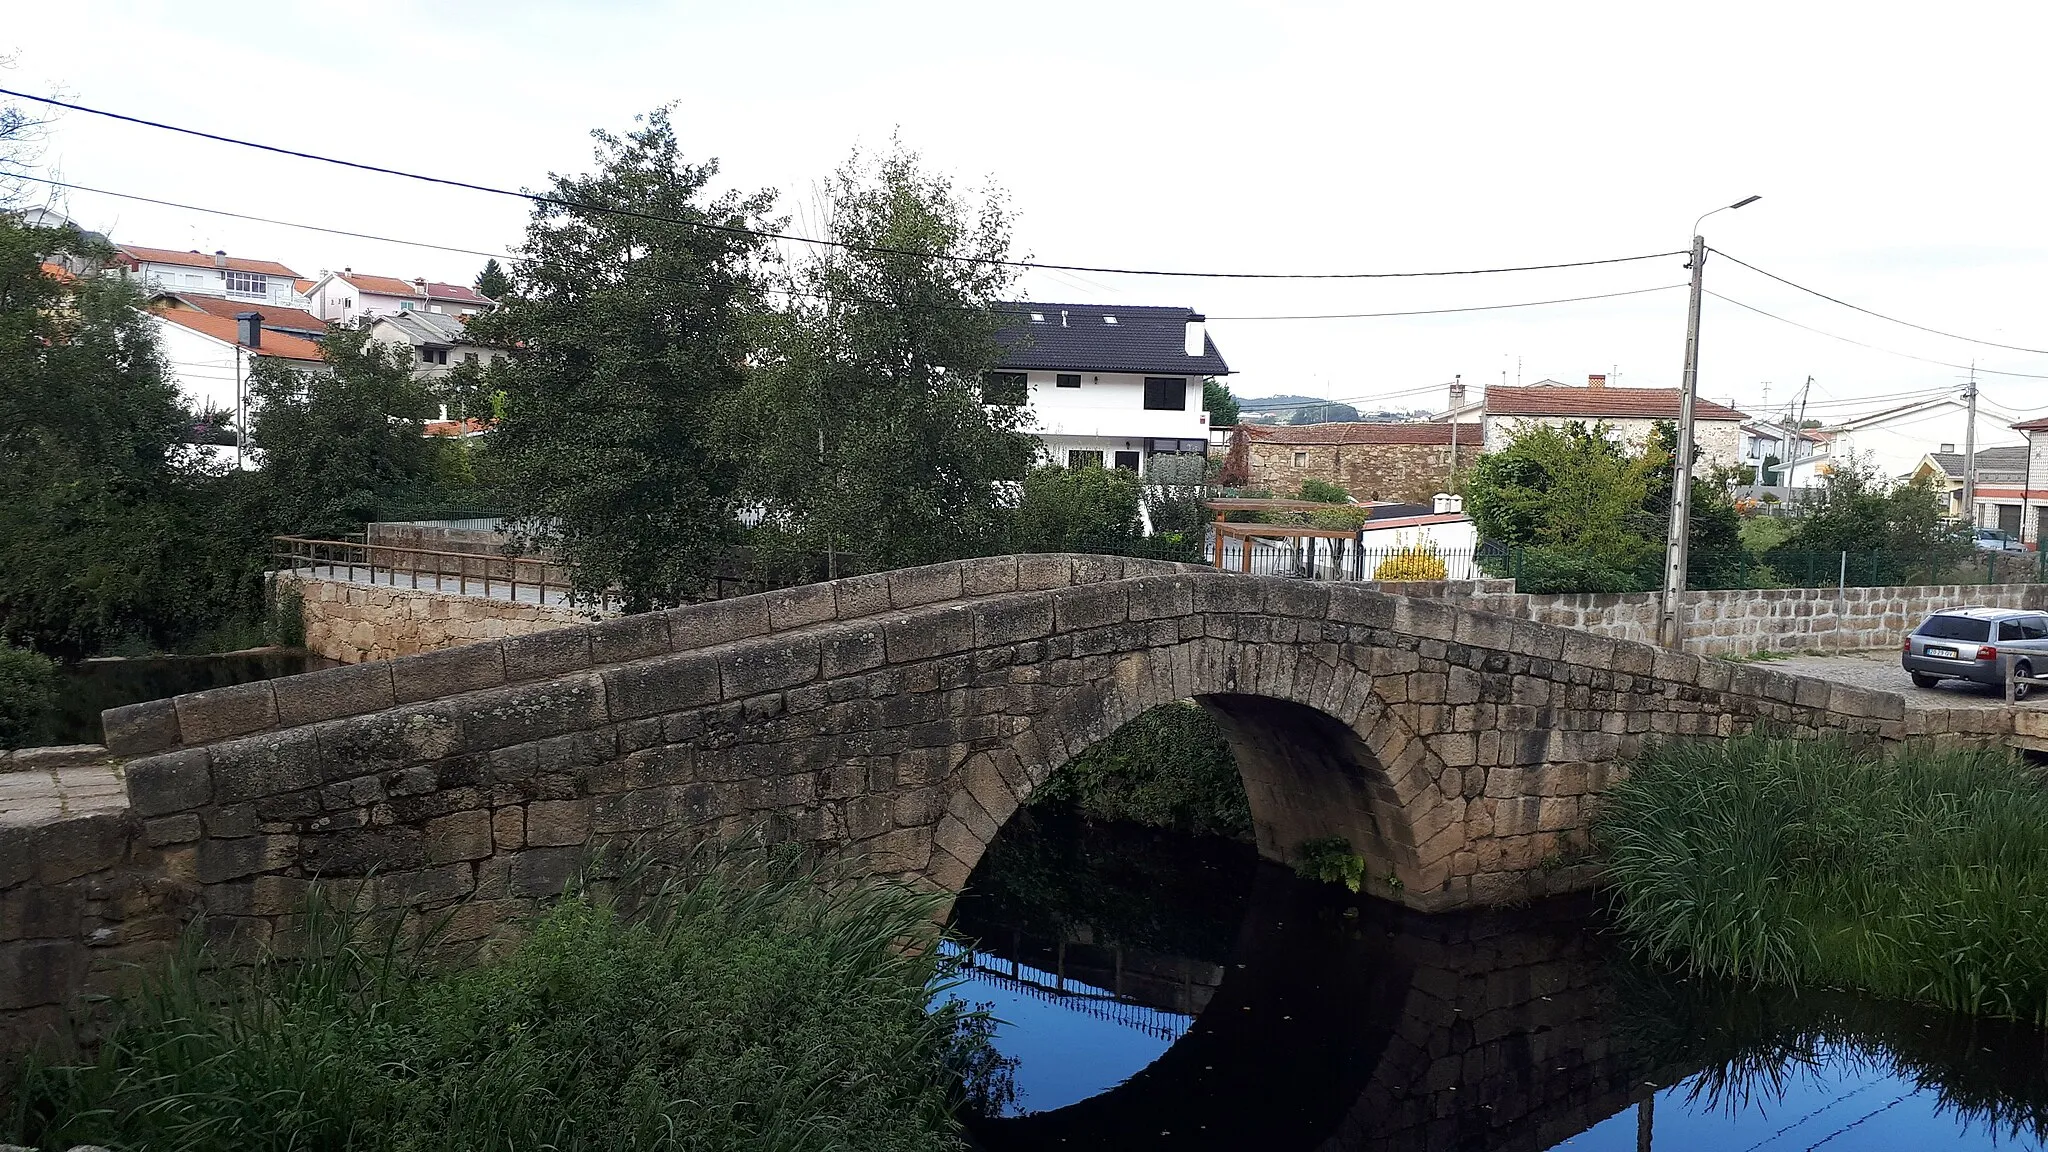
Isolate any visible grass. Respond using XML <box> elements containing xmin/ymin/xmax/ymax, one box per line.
<box><xmin>6</xmin><ymin>846</ymin><xmax>995</xmax><ymax>1151</ymax></box>
<box><xmin>1596</xmin><ymin>733</ymin><xmax>2048</xmax><ymax>1023</ymax></box>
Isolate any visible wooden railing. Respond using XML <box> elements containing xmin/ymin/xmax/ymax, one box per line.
<box><xmin>273</xmin><ymin>535</ymin><xmax>577</xmax><ymax>605</ymax></box>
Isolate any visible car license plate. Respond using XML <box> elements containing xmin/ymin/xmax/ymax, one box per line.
<box><xmin>1926</xmin><ymin>645</ymin><xmax>1959</xmax><ymax>658</ymax></box>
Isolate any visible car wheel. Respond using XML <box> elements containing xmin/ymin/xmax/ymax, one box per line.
<box><xmin>2016</xmin><ymin>662</ymin><xmax>2034</xmax><ymax>701</ymax></box>
<box><xmin>1910</xmin><ymin>672</ymin><xmax>1940</xmax><ymax>689</ymax></box>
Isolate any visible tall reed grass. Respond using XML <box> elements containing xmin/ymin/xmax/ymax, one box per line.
<box><xmin>1597</xmin><ymin>733</ymin><xmax>2048</xmax><ymax>1023</ymax></box>
<box><xmin>6</xmin><ymin>848</ymin><xmax>985</xmax><ymax>1151</ymax></box>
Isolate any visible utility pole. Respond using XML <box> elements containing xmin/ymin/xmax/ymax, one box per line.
<box><xmin>1659</xmin><ymin>194</ymin><xmax>1761</xmax><ymax>651</ymax></box>
<box><xmin>1962</xmin><ymin>365</ymin><xmax>1979</xmax><ymax>527</ymax></box>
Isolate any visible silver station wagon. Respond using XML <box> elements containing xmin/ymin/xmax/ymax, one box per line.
<box><xmin>1901</xmin><ymin>607</ymin><xmax>2048</xmax><ymax>697</ymax></box>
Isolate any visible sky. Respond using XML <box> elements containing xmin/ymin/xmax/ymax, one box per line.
<box><xmin>7</xmin><ymin>1</ymin><xmax>2048</xmax><ymax>439</ymax></box>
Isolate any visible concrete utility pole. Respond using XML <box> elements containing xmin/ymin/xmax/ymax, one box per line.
<box><xmin>1962</xmin><ymin>367</ymin><xmax>1979</xmax><ymax>527</ymax></box>
<box><xmin>1447</xmin><ymin>375</ymin><xmax>1466</xmax><ymax>489</ymax></box>
<box><xmin>1659</xmin><ymin>195</ymin><xmax>1761</xmax><ymax>650</ymax></box>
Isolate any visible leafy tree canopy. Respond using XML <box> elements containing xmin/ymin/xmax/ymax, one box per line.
<box><xmin>1201</xmin><ymin>378</ymin><xmax>1239</xmax><ymax>427</ymax></box>
<box><xmin>726</xmin><ymin>138</ymin><xmax>1037</xmax><ymax>574</ymax></box>
<box><xmin>1009</xmin><ymin>464</ymin><xmax>1144</xmax><ymax>552</ymax></box>
<box><xmin>466</xmin><ymin>108</ymin><xmax>777</xmax><ymax>611</ymax></box>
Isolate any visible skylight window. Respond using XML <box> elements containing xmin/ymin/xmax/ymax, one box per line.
<box><xmin>1030</xmin><ymin>312</ymin><xmax>1045</xmax><ymax>323</ymax></box>
<box><xmin>1103</xmin><ymin>315</ymin><xmax>1118</xmax><ymax>325</ymax></box>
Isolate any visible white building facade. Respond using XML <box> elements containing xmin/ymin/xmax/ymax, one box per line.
<box><xmin>117</xmin><ymin>245</ymin><xmax>303</xmax><ymax>308</ymax></box>
<box><xmin>305</xmin><ymin>270</ymin><xmax>495</xmax><ymax>326</ymax></box>
<box><xmin>989</xmin><ymin>303</ymin><xmax>1224</xmax><ymax>474</ymax></box>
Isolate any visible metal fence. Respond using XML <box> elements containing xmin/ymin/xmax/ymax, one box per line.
<box><xmin>273</xmin><ymin>535</ymin><xmax>579</xmax><ymax>606</ymax></box>
<box><xmin>1206</xmin><ymin>533</ymin><xmax>1492</xmax><ymax>582</ymax></box>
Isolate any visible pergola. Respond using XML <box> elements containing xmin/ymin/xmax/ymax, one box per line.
<box><xmin>1202</xmin><ymin>499</ymin><xmax>1369</xmax><ymax>578</ymax></box>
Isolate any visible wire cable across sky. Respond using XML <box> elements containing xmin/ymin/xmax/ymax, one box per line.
<box><xmin>0</xmin><ymin>87</ymin><xmax>1685</xmax><ymax>282</ymax></box>
<box><xmin>1712</xmin><ymin>247</ymin><xmax>2048</xmax><ymax>356</ymax></box>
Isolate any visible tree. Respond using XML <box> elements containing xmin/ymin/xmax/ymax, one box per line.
<box><xmin>1202</xmin><ymin>378</ymin><xmax>1239</xmax><ymax>427</ymax></box>
<box><xmin>465</xmin><ymin>109</ymin><xmax>776</xmax><ymax>610</ymax></box>
<box><xmin>1288</xmin><ymin>401</ymin><xmax>1360</xmax><ymax>425</ymax></box>
<box><xmin>1009</xmin><ymin>465</ymin><xmax>1144</xmax><ymax>552</ymax></box>
<box><xmin>727</xmin><ymin>139</ymin><xmax>1037</xmax><ymax>573</ymax></box>
<box><xmin>1772</xmin><ymin>459</ymin><xmax>1969</xmax><ymax>584</ymax></box>
<box><xmin>247</xmin><ymin>327</ymin><xmax>440</xmax><ymax>537</ymax></box>
<box><xmin>1463</xmin><ymin>422</ymin><xmax>1663</xmax><ymax>593</ymax></box>
<box><xmin>1640</xmin><ymin>421</ymin><xmax>1749</xmax><ymax>590</ymax></box>
<box><xmin>0</xmin><ymin>219</ymin><xmax>268</xmax><ymax>657</ymax></box>
<box><xmin>473</xmin><ymin>258</ymin><xmax>513</xmax><ymax>301</ymax></box>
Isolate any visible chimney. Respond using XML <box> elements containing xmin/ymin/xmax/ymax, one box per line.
<box><xmin>1183</xmin><ymin>313</ymin><xmax>1206</xmax><ymax>357</ymax></box>
<box><xmin>236</xmin><ymin>311</ymin><xmax>262</xmax><ymax>349</ymax></box>
<box><xmin>214</xmin><ymin>250</ymin><xmax>228</xmax><ymax>269</ymax></box>
<box><xmin>414</xmin><ymin>277</ymin><xmax>428</xmax><ymax>294</ymax></box>
<box><xmin>1587</xmin><ymin>373</ymin><xmax>1606</xmax><ymax>389</ymax></box>
<box><xmin>1060</xmin><ymin>309</ymin><xmax>1069</xmax><ymax>328</ymax></box>
<box><xmin>1449</xmin><ymin>379</ymin><xmax>1467</xmax><ymax>410</ymax></box>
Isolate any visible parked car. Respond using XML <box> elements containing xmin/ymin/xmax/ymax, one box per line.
<box><xmin>1901</xmin><ymin>607</ymin><xmax>2048</xmax><ymax>696</ymax></box>
<box><xmin>1973</xmin><ymin>528</ymin><xmax>2026</xmax><ymax>553</ymax></box>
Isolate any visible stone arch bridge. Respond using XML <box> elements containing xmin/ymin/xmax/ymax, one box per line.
<box><xmin>6</xmin><ymin>556</ymin><xmax>1910</xmax><ymax>1031</ymax></box>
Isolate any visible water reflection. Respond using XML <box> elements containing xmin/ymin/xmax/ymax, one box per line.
<box><xmin>950</xmin><ymin>810</ymin><xmax>2048</xmax><ymax>1151</ymax></box>
<box><xmin>38</xmin><ymin>649</ymin><xmax>335</xmax><ymax>745</ymax></box>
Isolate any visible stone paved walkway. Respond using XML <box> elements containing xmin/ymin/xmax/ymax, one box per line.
<box><xmin>1768</xmin><ymin>649</ymin><xmax>2022</xmax><ymax>712</ymax></box>
<box><xmin>0</xmin><ymin>759</ymin><xmax>127</xmax><ymax>828</ymax></box>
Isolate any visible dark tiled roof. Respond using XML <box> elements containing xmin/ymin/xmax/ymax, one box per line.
<box><xmin>1246</xmin><ymin>421</ymin><xmax>1481</xmax><ymax>446</ymax></box>
<box><xmin>1927</xmin><ymin>447</ymin><xmax>2029</xmax><ymax>479</ymax></box>
<box><xmin>994</xmin><ymin>302</ymin><xmax>1229</xmax><ymax>375</ymax></box>
<box><xmin>1486</xmin><ymin>385</ymin><xmax>1746</xmax><ymax>421</ymax></box>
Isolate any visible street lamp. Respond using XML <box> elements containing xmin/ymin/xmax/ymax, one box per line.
<box><xmin>1658</xmin><ymin>194</ymin><xmax>1761</xmax><ymax>650</ymax></box>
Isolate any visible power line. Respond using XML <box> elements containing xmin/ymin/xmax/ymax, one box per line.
<box><xmin>1</xmin><ymin>87</ymin><xmax>1684</xmax><ymax>282</ymax></box>
<box><xmin>1206</xmin><ymin>283</ymin><xmax>1683</xmax><ymax>320</ymax></box>
<box><xmin>28</xmin><ymin>173</ymin><xmax>1697</xmax><ymax>325</ymax></box>
<box><xmin>1704</xmin><ymin>289</ymin><xmax>2048</xmax><ymax>381</ymax></box>
<box><xmin>1711</xmin><ymin>247</ymin><xmax>2048</xmax><ymax>356</ymax></box>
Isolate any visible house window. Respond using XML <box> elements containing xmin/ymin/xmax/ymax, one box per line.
<box><xmin>1056</xmin><ymin>373</ymin><xmax>1082</xmax><ymax>388</ymax></box>
<box><xmin>224</xmin><ymin>271</ymin><xmax>268</xmax><ymax>297</ymax></box>
<box><xmin>1292</xmin><ymin>450</ymin><xmax>1309</xmax><ymax>467</ymax></box>
<box><xmin>1113</xmin><ymin>450</ymin><xmax>1140</xmax><ymax>471</ymax></box>
<box><xmin>399</xmin><ymin>300</ymin><xmax>415</xmax><ymax>311</ymax></box>
<box><xmin>1067</xmin><ymin>449</ymin><xmax>1105</xmax><ymax>469</ymax></box>
<box><xmin>981</xmin><ymin>371</ymin><xmax>1027</xmax><ymax>406</ymax></box>
<box><xmin>1143</xmin><ymin>377</ymin><xmax>1188</xmax><ymax>410</ymax></box>
<box><xmin>420</xmin><ymin>348</ymin><xmax>449</xmax><ymax>365</ymax></box>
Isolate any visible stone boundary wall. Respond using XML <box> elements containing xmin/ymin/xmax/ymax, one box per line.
<box><xmin>102</xmin><ymin>556</ymin><xmax>1199</xmax><ymax>761</ymax></box>
<box><xmin>291</xmin><ymin>576</ymin><xmax>597</xmax><ymax>666</ymax></box>
<box><xmin>0</xmin><ymin>745</ymin><xmax>111</xmax><ymax>774</ymax></box>
<box><xmin>1523</xmin><ymin>583</ymin><xmax>2048</xmax><ymax>657</ymax></box>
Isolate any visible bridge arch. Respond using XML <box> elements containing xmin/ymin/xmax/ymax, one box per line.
<box><xmin>925</xmin><ymin>621</ymin><xmax>1461</xmax><ymax>912</ymax></box>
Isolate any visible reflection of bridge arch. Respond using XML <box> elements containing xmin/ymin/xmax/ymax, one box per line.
<box><xmin>968</xmin><ymin>873</ymin><xmax>1676</xmax><ymax>1152</ymax></box>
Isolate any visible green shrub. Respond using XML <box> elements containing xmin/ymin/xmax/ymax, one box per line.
<box><xmin>1293</xmin><ymin>836</ymin><xmax>1365</xmax><ymax>892</ymax></box>
<box><xmin>6</xmin><ymin>850</ymin><xmax>989</xmax><ymax>1151</ymax></box>
<box><xmin>1597</xmin><ymin>734</ymin><xmax>2048</xmax><ymax>1023</ymax></box>
<box><xmin>1296</xmin><ymin>478</ymin><xmax>1349</xmax><ymax>504</ymax></box>
<box><xmin>0</xmin><ymin>645</ymin><xmax>56</xmax><ymax>749</ymax></box>
<box><xmin>1031</xmin><ymin>700</ymin><xmax>1252</xmax><ymax>840</ymax></box>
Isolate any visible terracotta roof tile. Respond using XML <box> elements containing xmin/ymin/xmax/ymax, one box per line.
<box><xmin>152</xmin><ymin>293</ymin><xmax>330</xmax><ymax>334</ymax></box>
<box><xmin>1485</xmin><ymin>385</ymin><xmax>1746</xmax><ymax>422</ymax></box>
<box><xmin>340</xmin><ymin>272</ymin><xmax>425</xmax><ymax>297</ymax></box>
<box><xmin>425</xmin><ymin>281</ymin><xmax>493</xmax><ymax>304</ymax></box>
<box><xmin>154</xmin><ymin>310</ymin><xmax>326</xmax><ymax>362</ymax></box>
<box><xmin>37</xmin><ymin>261</ymin><xmax>74</xmax><ymax>283</ymax></box>
<box><xmin>118</xmin><ymin>244</ymin><xmax>300</xmax><ymax>278</ymax></box>
<box><xmin>1244</xmin><ymin>422</ymin><xmax>1481</xmax><ymax>446</ymax></box>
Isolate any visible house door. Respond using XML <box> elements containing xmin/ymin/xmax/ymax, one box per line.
<box><xmin>1999</xmin><ymin>503</ymin><xmax>2022</xmax><ymax>536</ymax></box>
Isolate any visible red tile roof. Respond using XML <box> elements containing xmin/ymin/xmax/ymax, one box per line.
<box><xmin>152</xmin><ymin>293</ymin><xmax>330</xmax><ymax>334</ymax></box>
<box><xmin>424</xmin><ymin>417</ymin><xmax>493</xmax><ymax>437</ymax></box>
<box><xmin>1485</xmin><ymin>385</ymin><xmax>1746</xmax><ymax>421</ymax></box>
<box><xmin>1245</xmin><ymin>422</ymin><xmax>1482</xmax><ymax>446</ymax></box>
<box><xmin>37</xmin><ymin>261</ymin><xmax>75</xmax><ymax>283</ymax></box>
<box><xmin>337</xmin><ymin>274</ymin><xmax>492</xmax><ymax>305</ymax></box>
<box><xmin>425</xmin><ymin>281</ymin><xmax>493</xmax><ymax>305</ymax></box>
<box><xmin>154</xmin><ymin>310</ymin><xmax>326</xmax><ymax>362</ymax></box>
<box><xmin>2014</xmin><ymin>418</ymin><xmax>2048</xmax><ymax>433</ymax></box>
<box><xmin>119</xmin><ymin>245</ymin><xmax>300</xmax><ymax>278</ymax></box>
<box><xmin>292</xmin><ymin>278</ymin><xmax>317</xmax><ymax>296</ymax></box>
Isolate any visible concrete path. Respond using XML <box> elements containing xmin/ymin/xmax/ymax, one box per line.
<box><xmin>296</xmin><ymin>563</ymin><xmax>578</xmax><ymax>607</ymax></box>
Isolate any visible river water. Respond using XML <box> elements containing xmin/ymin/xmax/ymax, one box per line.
<box><xmin>35</xmin><ymin>649</ymin><xmax>335</xmax><ymax>746</ymax></box>
<box><xmin>947</xmin><ymin>811</ymin><xmax>2048</xmax><ymax>1151</ymax></box>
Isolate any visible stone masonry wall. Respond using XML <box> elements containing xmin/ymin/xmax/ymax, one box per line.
<box><xmin>1525</xmin><ymin>582</ymin><xmax>2048</xmax><ymax>657</ymax></box>
<box><xmin>1244</xmin><ymin>438</ymin><xmax>1482</xmax><ymax>504</ymax></box>
<box><xmin>289</xmin><ymin>575</ymin><xmax>597</xmax><ymax>665</ymax></box>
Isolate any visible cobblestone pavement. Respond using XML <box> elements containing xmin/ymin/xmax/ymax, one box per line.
<box><xmin>1766</xmin><ymin>649</ymin><xmax>2020</xmax><ymax>712</ymax></box>
<box><xmin>0</xmin><ymin>760</ymin><xmax>127</xmax><ymax>828</ymax></box>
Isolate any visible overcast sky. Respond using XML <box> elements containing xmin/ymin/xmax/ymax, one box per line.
<box><xmin>8</xmin><ymin>1</ymin><xmax>2047</xmax><ymax>440</ymax></box>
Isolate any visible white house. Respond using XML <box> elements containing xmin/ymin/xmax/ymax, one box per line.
<box><xmin>116</xmin><ymin>245</ymin><xmax>303</xmax><ymax>307</ymax></box>
<box><xmin>988</xmin><ymin>302</ymin><xmax>1224</xmax><ymax>474</ymax></box>
<box><xmin>305</xmin><ymin>269</ymin><xmax>495</xmax><ymax>326</ymax></box>
<box><xmin>366</xmin><ymin>309</ymin><xmax>504</xmax><ymax>381</ymax></box>
<box><xmin>149</xmin><ymin>309</ymin><xmax>329</xmax><ymax>467</ymax></box>
<box><xmin>1462</xmin><ymin>376</ymin><xmax>1749</xmax><ymax>468</ymax></box>
<box><xmin>1906</xmin><ymin>446</ymin><xmax>2031</xmax><ymax>534</ymax></box>
<box><xmin>1800</xmin><ymin>395</ymin><xmax>2023</xmax><ymax>484</ymax></box>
